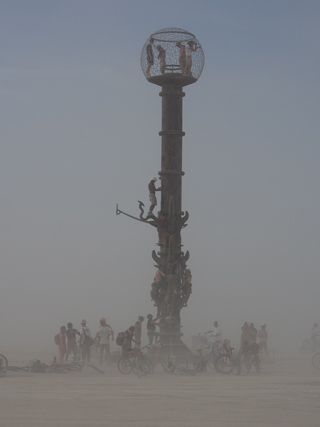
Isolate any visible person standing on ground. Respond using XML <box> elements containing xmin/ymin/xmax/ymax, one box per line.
<box><xmin>96</xmin><ymin>317</ymin><xmax>114</xmax><ymax>366</ymax></box>
<box><xmin>258</xmin><ymin>324</ymin><xmax>268</xmax><ymax>355</ymax></box>
<box><xmin>241</xmin><ymin>322</ymin><xmax>250</xmax><ymax>346</ymax></box>
<box><xmin>58</xmin><ymin>326</ymin><xmax>67</xmax><ymax>362</ymax></box>
<box><xmin>65</xmin><ymin>322</ymin><xmax>80</xmax><ymax>361</ymax></box>
<box><xmin>134</xmin><ymin>316</ymin><xmax>144</xmax><ymax>348</ymax></box>
<box><xmin>79</xmin><ymin>320</ymin><xmax>92</xmax><ymax>366</ymax></box>
<box><xmin>249</xmin><ymin>323</ymin><xmax>258</xmax><ymax>344</ymax></box>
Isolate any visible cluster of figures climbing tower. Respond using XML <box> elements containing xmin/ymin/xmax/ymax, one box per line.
<box><xmin>146</xmin><ymin>187</ymin><xmax>193</xmax><ymax>319</ymax></box>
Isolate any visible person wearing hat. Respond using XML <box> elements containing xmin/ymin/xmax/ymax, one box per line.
<box><xmin>134</xmin><ymin>316</ymin><xmax>144</xmax><ymax>348</ymax></box>
<box><xmin>148</xmin><ymin>177</ymin><xmax>161</xmax><ymax>215</ymax></box>
<box><xmin>65</xmin><ymin>322</ymin><xmax>80</xmax><ymax>362</ymax></box>
<box><xmin>79</xmin><ymin>320</ymin><xmax>92</xmax><ymax>366</ymax></box>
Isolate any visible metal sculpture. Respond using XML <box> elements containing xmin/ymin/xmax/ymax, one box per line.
<box><xmin>118</xmin><ymin>28</ymin><xmax>204</xmax><ymax>356</ymax></box>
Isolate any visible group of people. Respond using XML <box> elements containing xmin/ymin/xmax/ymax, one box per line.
<box><xmin>205</xmin><ymin>321</ymin><xmax>268</xmax><ymax>356</ymax></box>
<box><xmin>55</xmin><ymin>318</ymin><xmax>114</xmax><ymax>366</ymax></box>
<box><xmin>146</xmin><ymin>37</ymin><xmax>199</xmax><ymax>77</ymax></box>
<box><xmin>55</xmin><ymin>314</ymin><xmax>163</xmax><ymax>364</ymax></box>
<box><xmin>119</xmin><ymin>314</ymin><xmax>161</xmax><ymax>357</ymax></box>
<box><xmin>55</xmin><ymin>317</ymin><xmax>270</xmax><ymax>367</ymax></box>
<box><xmin>241</xmin><ymin>322</ymin><xmax>268</xmax><ymax>355</ymax></box>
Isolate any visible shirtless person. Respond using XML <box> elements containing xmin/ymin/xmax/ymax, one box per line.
<box><xmin>155</xmin><ymin>45</ymin><xmax>166</xmax><ymax>74</ymax></box>
<box><xmin>146</xmin><ymin>314</ymin><xmax>161</xmax><ymax>345</ymax></box>
<box><xmin>176</xmin><ymin>42</ymin><xmax>186</xmax><ymax>73</ymax></box>
<box><xmin>148</xmin><ymin>177</ymin><xmax>161</xmax><ymax>215</ymax></box>
<box><xmin>151</xmin><ymin>266</ymin><xmax>166</xmax><ymax>308</ymax></box>
<box><xmin>181</xmin><ymin>268</ymin><xmax>192</xmax><ymax>307</ymax></box>
<box><xmin>185</xmin><ymin>40</ymin><xmax>199</xmax><ymax>75</ymax></box>
<box><xmin>146</xmin><ymin>37</ymin><xmax>154</xmax><ymax>76</ymax></box>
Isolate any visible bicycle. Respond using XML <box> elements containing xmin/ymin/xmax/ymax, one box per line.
<box><xmin>142</xmin><ymin>342</ymin><xmax>172</xmax><ymax>372</ymax></box>
<box><xmin>186</xmin><ymin>342</ymin><xmax>221</xmax><ymax>373</ymax></box>
<box><xmin>237</xmin><ymin>342</ymin><xmax>261</xmax><ymax>374</ymax></box>
<box><xmin>311</xmin><ymin>352</ymin><xmax>320</xmax><ymax>369</ymax></box>
<box><xmin>118</xmin><ymin>347</ymin><xmax>153</xmax><ymax>377</ymax></box>
<box><xmin>0</xmin><ymin>354</ymin><xmax>8</xmax><ymax>371</ymax></box>
<box><xmin>142</xmin><ymin>343</ymin><xmax>162</xmax><ymax>368</ymax></box>
<box><xmin>214</xmin><ymin>342</ymin><xmax>238</xmax><ymax>374</ymax></box>
<box><xmin>0</xmin><ymin>354</ymin><xmax>8</xmax><ymax>377</ymax></box>
<box><xmin>163</xmin><ymin>354</ymin><xmax>196</xmax><ymax>375</ymax></box>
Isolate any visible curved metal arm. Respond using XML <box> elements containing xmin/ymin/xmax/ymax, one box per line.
<box><xmin>116</xmin><ymin>203</ymin><xmax>157</xmax><ymax>227</ymax></box>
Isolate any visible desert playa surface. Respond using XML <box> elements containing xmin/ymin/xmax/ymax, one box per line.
<box><xmin>0</xmin><ymin>353</ymin><xmax>319</xmax><ymax>427</ymax></box>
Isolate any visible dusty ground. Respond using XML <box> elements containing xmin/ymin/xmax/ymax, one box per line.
<box><xmin>0</xmin><ymin>352</ymin><xmax>319</xmax><ymax>427</ymax></box>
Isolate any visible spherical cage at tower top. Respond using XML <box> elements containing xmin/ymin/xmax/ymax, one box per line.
<box><xmin>141</xmin><ymin>28</ymin><xmax>205</xmax><ymax>82</ymax></box>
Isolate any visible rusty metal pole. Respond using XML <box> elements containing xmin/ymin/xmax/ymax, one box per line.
<box><xmin>159</xmin><ymin>84</ymin><xmax>184</xmax><ymax>216</ymax></box>
<box><xmin>140</xmin><ymin>28</ymin><xmax>204</xmax><ymax>356</ymax></box>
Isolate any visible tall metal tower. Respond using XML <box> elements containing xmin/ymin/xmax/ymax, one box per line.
<box><xmin>118</xmin><ymin>28</ymin><xmax>204</xmax><ymax>356</ymax></box>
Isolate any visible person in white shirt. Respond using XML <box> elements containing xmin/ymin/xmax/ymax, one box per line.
<box><xmin>96</xmin><ymin>317</ymin><xmax>114</xmax><ymax>366</ymax></box>
<box><xmin>207</xmin><ymin>321</ymin><xmax>222</xmax><ymax>344</ymax></box>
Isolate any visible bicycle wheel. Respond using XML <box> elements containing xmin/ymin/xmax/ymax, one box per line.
<box><xmin>0</xmin><ymin>355</ymin><xmax>8</xmax><ymax>371</ymax></box>
<box><xmin>117</xmin><ymin>357</ymin><xmax>132</xmax><ymax>374</ymax></box>
<box><xmin>246</xmin><ymin>357</ymin><xmax>253</xmax><ymax>373</ymax></box>
<box><xmin>176</xmin><ymin>365</ymin><xmax>196</xmax><ymax>375</ymax></box>
<box><xmin>130</xmin><ymin>358</ymin><xmax>146</xmax><ymax>377</ymax></box>
<box><xmin>206</xmin><ymin>355</ymin><xmax>215</xmax><ymax>371</ymax></box>
<box><xmin>312</xmin><ymin>353</ymin><xmax>320</xmax><ymax>369</ymax></box>
<box><xmin>214</xmin><ymin>355</ymin><xmax>233</xmax><ymax>374</ymax></box>
<box><xmin>253</xmin><ymin>356</ymin><xmax>260</xmax><ymax>373</ymax></box>
<box><xmin>161</xmin><ymin>354</ymin><xmax>172</xmax><ymax>373</ymax></box>
<box><xmin>186</xmin><ymin>355</ymin><xmax>203</xmax><ymax>373</ymax></box>
<box><xmin>231</xmin><ymin>355</ymin><xmax>241</xmax><ymax>375</ymax></box>
<box><xmin>142</xmin><ymin>356</ymin><xmax>154</xmax><ymax>374</ymax></box>
<box><xmin>69</xmin><ymin>361</ymin><xmax>82</xmax><ymax>371</ymax></box>
<box><xmin>137</xmin><ymin>358</ymin><xmax>151</xmax><ymax>376</ymax></box>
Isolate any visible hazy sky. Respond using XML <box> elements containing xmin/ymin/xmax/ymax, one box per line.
<box><xmin>1</xmin><ymin>0</ymin><xmax>319</xmax><ymax>354</ymax></box>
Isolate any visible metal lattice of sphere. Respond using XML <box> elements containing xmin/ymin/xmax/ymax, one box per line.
<box><xmin>141</xmin><ymin>28</ymin><xmax>204</xmax><ymax>86</ymax></box>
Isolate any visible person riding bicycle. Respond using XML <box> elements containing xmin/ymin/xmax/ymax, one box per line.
<box><xmin>206</xmin><ymin>321</ymin><xmax>222</xmax><ymax>344</ymax></box>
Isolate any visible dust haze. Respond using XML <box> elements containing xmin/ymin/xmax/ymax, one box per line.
<box><xmin>1</xmin><ymin>1</ymin><xmax>320</xmax><ymax>426</ymax></box>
